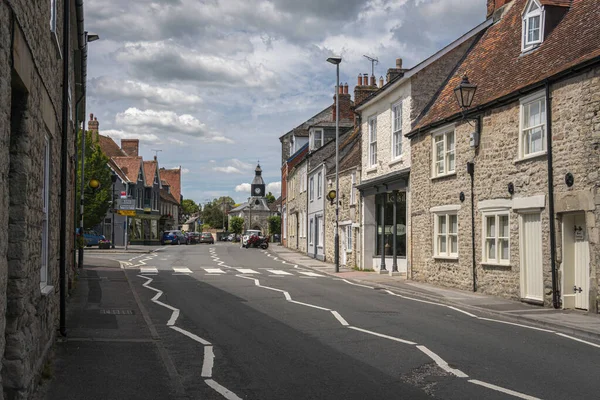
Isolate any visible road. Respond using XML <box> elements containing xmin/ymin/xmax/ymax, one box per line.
<box><xmin>101</xmin><ymin>243</ymin><xmax>600</xmax><ymax>400</ymax></box>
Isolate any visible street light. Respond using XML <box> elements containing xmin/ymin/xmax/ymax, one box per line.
<box><xmin>327</xmin><ymin>55</ymin><xmax>342</xmax><ymax>273</ymax></box>
<box><xmin>453</xmin><ymin>74</ymin><xmax>477</xmax><ymax>109</ymax></box>
<box><xmin>111</xmin><ymin>174</ymin><xmax>117</xmax><ymax>248</ymax></box>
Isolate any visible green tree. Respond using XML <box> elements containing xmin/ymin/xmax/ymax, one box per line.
<box><xmin>230</xmin><ymin>217</ymin><xmax>245</xmax><ymax>240</ymax></box>
<box><xmin>201</xmin><ymin>196</ymin><xmax>235</xmax><ymax>229</ymax></box>
<box><xmin>267</xmin><ymin>216</ymin><xmax>281</xmax><ymax>236</ymax></box>
<box><xmin>77</xmin><ymin>131</ymin><xmax>112</xmax><ymax>229</ymax></box>
<box><xmin>181</xmin><ymin>199</ymin><xmax>199</xmax><ymax>217</ymax></box>
<box><xmin>266</xmin><ymin>192</ymin><xmax>276</xmax><ymax>204</ymax></box>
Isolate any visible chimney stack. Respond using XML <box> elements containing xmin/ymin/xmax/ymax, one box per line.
<box><xmin>370</xmin><ymin>74</ymin><xmax>376</xmax><ymax>86</ymax></box>
<box><xmin>354</xmin><ymin>73</ymin><xmax>380</xmax><ymax>106</ymax></box>
<box><xmin>386</xmin><ymin>58</ymin><xmax>407</xmax><ymax>83</ymax></box>
<box><xmin>88</xmin><ymin>113</ymin><xmax>99</xmax><ymax>142</ymax></box>
<box><xmin>343</xmin><ymin>83</ymin><xmax>348</xmax><ymax>94</ymax></box>
<box><xmin>333</xmin><ymin>83</ymin><xmax>353</xmax><ymax>122</ymax></box>
<box><xmin>357</xmin><ymin>73</ymin><xmax>363</xmax><ymax>86</ymax></box>
<box><xmin>121</xmin><ymin>139</ymin><xmax>140</xmax><ymax>157</ymax></box>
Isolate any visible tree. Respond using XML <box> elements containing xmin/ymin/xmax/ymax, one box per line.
<box><xmin>77</xmin><ymin>131</ymin><xmax>112</xmax><ymax>229</ymax></box>
<box><xmin>181</xmin><ymin>199</ymin><xmax>199</xmax><ymax>217</ymax></box>
<box><xmin>230</xmin><ymin>217</ymin><xmax>245</xmax><ymax>240</ymax></box>
<box><xmin>267</xmin><ymin>216</ymin><xmax>281</xmax><ymax>236</ymax></box>
<box><xmin>201</xmin><ymin>196</ymin><xmax>235</xmax><ymax>229</ymax></box>
<box><xmin>266</xmin><ymin>192</ymin><xmax>276</xmax><ymax>204</ymax></box>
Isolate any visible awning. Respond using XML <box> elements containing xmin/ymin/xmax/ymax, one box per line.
<box><xmin>356</xmin><ymin>167</ymin><xmax>410</xmax><ymax>197</ymax></box>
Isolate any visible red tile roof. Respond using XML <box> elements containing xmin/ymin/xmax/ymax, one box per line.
<box><xmin>160</xmin><ymin>168</ymin><xmax>182</xmax><ymax>204</ymax></box>
<box><xmin>112</xmin><ymin>157</ymin><xmax>143</xmax><ymax>183</ymax></box>
<box><xmin>143</xmin><ymin>161</ymin><xmax>158</xmax><ymax>187</ymax></box>
<box><xmin>539</xmin><ymin>0</ymin><xmax>570</xmax><ymax>6</ymax></box>
<box><xmin>413</xmin><ymin>0</ymin><xmax>600</xmax><ymax>132</ymax></box>
<box><xmin>98</xmin><ymin>135</ymin><xmax>127</xmax><ymax>157</ymax></box>
<box><xmin>160</xmin><ymin>188</ymin><xmax>179</xmax><ymax>205</ymax></box>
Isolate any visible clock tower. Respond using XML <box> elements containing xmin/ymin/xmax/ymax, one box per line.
<box><xmin>250</xmin><ymin>163</ymin><xmax>266</xmax><ymax>197</ymax></box>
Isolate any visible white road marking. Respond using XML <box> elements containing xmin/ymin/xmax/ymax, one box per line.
<box><xmin>139</xmin><ymin>276</ymin><xmax>180</xmax><ymax>326</ymax></box>
<box><xmin>446</xmin><ymin>306</ymin><xmax>478</xmax><ymax>318</ymax></box>
<box><xmin>340</xmin><ymin>279</ymin><xmax>374</xmax><ymax>289</ymax></box>
<box><xmin>555</xmin><ymin>333</ymin><xmax>600</xmax><ymax>349</ymax></box>
<box><xmin>205</xmin><ymin>379</ymin><xmax>243</xmax><ymax>400</ymax></box>
<box><xmin>289</xmin><ymin>300</ymin><xmax>330</xmax><ymax>311</ymax></box>
<box><xmin>384</xmin><ymin>290</ymin><xmax>442</xmax><ymax>306</ymax></box>
<box><xmin>267</xmin><ymin>269</ymin><xmax>293</xmax><ymax>275</ymax></box>
<box><xmin>331</xmin><ymin>311</ymin><xmax>349</xmax><ymax>326</ymax></box>
<box><xmin>170</xmin><ymin>326</ymin><xmax>211</xmax><ymax>345</ymax></box>
<box><xmin>299</xmin><ymin>277</ymin><xmax>316</xmax><ymax>279</ymax></box>
<box><xmin>236</xmin><ymin>268</ymin><xmax>260</xmax><ymax>274</ymax></box>
<box><xmin>140</xmin><ymin>267</ymin><xmax>158</xmax><ymax>274</ymax></box>
<box><xmin>468</xmin><ymin>379</ymin><xmax>541</xmax><ymax>400</ymax></box>
<box><xmin>269</xmin><ymin>275</ymin><xmax>285</xmax><ymax>278</ymax></box>
<box><xmin>349</xmin><ymin>326</ymin><xmax>417</xmax><ymax>345</ymax></box>
<box><xmin>172</xmin><ymin>267</ymin><xmax>193</xmax><ymax>274</ymax></box>
<box><xmin>297</xmin><ymin>271</ymin><xmax>324</xmax><ymax>277</ymax></box>
<box><xmin>477</xmin><ymin>317</ymin><xmax>555</xmax><ymax>332</ymax></box>
<box><xmin>202</xmin><ymin>346</ymin><xmax>215</xmax><ymax>378</ymax></box>
<box><xmin>204</xmin><ymin>268</ymin><xmax>226</xmax><ymax>274</ymax></box>
<box><xmin>416</xmin><ymin>345</ymin><xmax>468</xmax><ymax>378</ymax></box>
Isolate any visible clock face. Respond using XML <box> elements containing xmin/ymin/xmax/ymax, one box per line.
<box><xmin>254</xmin><ymin>187</ymin><xmax>261</xmax><ymax>194</ymax></box>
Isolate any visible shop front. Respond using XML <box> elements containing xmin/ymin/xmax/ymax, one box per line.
<box><xmin>129</xmin><ymin>212</ymin><xmax>161</xmax><ymax>245</ymax></box>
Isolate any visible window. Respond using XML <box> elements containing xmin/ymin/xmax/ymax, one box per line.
<box><xmin>318</xmin><ymin>218</ymin><xmax>324</xmax><ymax>248</ymax></box>
<box><xmin>346</xmin><ymin>225</ymin><xmax>353</xmax><ymax>252</ymax></box>
<box><xmin>392</xmin><ymin>102</ymin><xmax>402</xmax><ymax>159</ymax></box>
<box><xmin>522</xmin><ymin>0</ymin><xmax>544</xmax><ymax>51</ymax></box>
<box><xmin>309</xmin><ymin>177</ymin><xmax>314</xmax><ymax>201</ymax></box>
<box><xmin>375</xmin><ymin>192</ymin><xmax>407</xmax><ymax>257</ymax></box>
<box><xmin>368</xmin><ymin>116</ymin><xmax>377</xmax><ymax>167</ymax></box>
<box><xmin>520</xmin><ymin>93</ymin><xmax>546</xmax><ymax>158</ymax></box>
<box><xmin>41</xmin><ymin>136</ymin><xmax>50</xmax><ymax>290</ymax></box>
<box><xmin>311</xmin><ymin>129</ymin><xmax>323</xmax><ymax>150</ymax></box>
<box><xmin>50</xmin><ymin>0</ymin><xmax>57</xmax><ymax>32</ymax></box>
<box><xmin>317</xmin><ymin>172</ymin><xmax>322</xmax><ymax>199</ymax></box>
<box><xmin>309</xmin><ymin>218</ymin><xmax>314</xmax><ymax>244</ymax></box>
<box><xmin>434</xmin><ymin>213</ymin><xmax>458</xmax><ymax>257</ymax></box>
<box><xmin>432</xmin><ymin>128</ymin><xmax>455</xmax><ymax>177</ymax></box>
<box><xmin>483</xmin><ymin>213</ymin><xmax>510</xmax><ymax>264</ymax></box>
<box><xmin>350</xmin><ymin>172</ymin><xmax>356</xmax><ymax>205</ymax></box>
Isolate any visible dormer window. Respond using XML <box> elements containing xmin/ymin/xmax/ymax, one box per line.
<box><xmin>310</xmin><ymin>129</ymin><xmax>323</xmax><ymax>150</ymax></box>
<box><xmin>522</xmin><ymin>0</ymin><xmax>544</xmax><ymax>52</ymax></box>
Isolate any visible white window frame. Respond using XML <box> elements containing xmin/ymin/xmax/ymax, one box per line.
<box><xmin>346</xmin><ymin>225</ymin><xmax>353</xmax><ymax>252</ymax></box>
<box><xmin>309</xmin><ymin>218</ymin><xmax>314</xmax><ymax>244</ymax></box>
<box><xmin>522</xmin><ymin>0</ymin><xmax>545</xmax><ymax>52</ymax></box>
<box><xmin>350</xmin><ymin>171</ymin><xmax>356</xmax><ymax>205</ymax></box>
<box><xmin>431</xmin><ymin>126</ymin><xmax>455</xmax><ymax>178</ymax></box>
<box><xmin>317</xmin><ymin>172</ymin><xmax>322</xmax><ymax>199</ymax></box>
<box><xmin>309</xmin><ymin>176</ymin><xmax>314</xmax><ymax>202</ymax></box>
<box><xmin>433</xmin><ymin>212</ymin><xmax>458</xmax><ymax>258</ymax></box>
<box><xmin>41</xmin><ymin>136</ymin><xmax>50</xmax><ymax>291</ymax></box>
<box><xmin>368</xmin><ymin>116</ymin><xmax>377</xmax><ymax>167</ymax></box>
<box><xmin>311</xmin><ymin>129</ymin><xmax>324</xmax><ymax>150</ymax></box>
<box><xmin>391</xmin><ymin>102</ymin><xmax>403</xmax><ymax>160</ymax></box>
<box><xmin>482</xmin><ymin>211</ymin><xmax>511</xmax><ymax>265</ymax></box>
<box><xmin>317</xmin><ymin>217</ymin><xmax>324</xmax><ymax>249</ymax></box>
<box><xmin>519</xmin><ymin>91</ymin><xmax>546</xmax><ymax>159</ymax></box>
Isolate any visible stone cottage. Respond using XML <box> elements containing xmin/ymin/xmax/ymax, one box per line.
<box><xmin>1</xmin><ymin>0</ymin><xmax>86</xmax><ymax>397</ymax></box>
<box><xmin>285</xmin><ymin>145</ymin><xmax>309</xmax><ymax>252</ymax></box>
<box><xmin>407</xmin><ymin>0</ymin><xmax>600</xmax><ymax>312</ymax></box>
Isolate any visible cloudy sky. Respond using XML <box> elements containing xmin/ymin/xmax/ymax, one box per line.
<box><xmin>85</xmin><ymin>0</ymin><xmax>486</xmax><ymax>204</ymax></box>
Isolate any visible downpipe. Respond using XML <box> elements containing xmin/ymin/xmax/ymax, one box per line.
<box><xmin>546</xmin><ymin>81</ymin><xmax>560</xmax><ymax>309</ymax></box>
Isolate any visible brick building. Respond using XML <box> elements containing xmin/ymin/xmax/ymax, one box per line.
<box><xmin>408</xmin><ymin>0</ymin><xmax>600</xmax><ymax>312</ymax></box>
<box><xmin>1</xmin><ymin>0</ymin><xmax>86</xmax><ymax>397</ymax></box>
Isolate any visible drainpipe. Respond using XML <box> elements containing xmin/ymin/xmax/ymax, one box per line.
<box><xmin>546</xmin><ymin>81</ymin><xmax>560</xmax><ymax>309</ymax></box>
<box><xmin>59</xmin><ymin>0</ymin><xmax>71</xmax><ymax>337</ymax></box>
<box><xmin>467</xmin><ymin>161</ymin><xmax>477</xmax><ymax>292</ymax></box>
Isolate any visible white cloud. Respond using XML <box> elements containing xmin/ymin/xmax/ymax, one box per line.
<box><xmin>267</xmin><ymin>181</ymin><xmax>281</xmax><ymax>197</ymax></box>
<box><xmin>101</xmin><ymin>129</ymin><xmax>161</xmax><ymax>143</ymax></box>
<box><xmin>235</xmin><ymin>183</ymin><xmax>251</xmax><ymax>193</ymax></box>
<box><xmin>214</xmin><ymin>166</ymin><xmax>243</xmax><ymax>174</ymax></box>
<box><xmin>181</xmin><ymin>168</ymin><xmax>190</xmax><ymax>174</ymax></box>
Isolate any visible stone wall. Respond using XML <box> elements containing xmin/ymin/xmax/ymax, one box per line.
<box><xmin>285</xmin><ymin>161</ymin><xmax>307</xmax><ymax>252</ymax></box>
<box><xmin>410</xmin><ymin>66</ymin><xmax>600</xmax><ymax>310</ymax></box>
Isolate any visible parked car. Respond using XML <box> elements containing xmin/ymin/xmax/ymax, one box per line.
<box><xmin>242</xmin><ymin>230</ymin><xmax>261</xmax><ymax>246</ymax></box>
<box><xmin>198</xmin><ymin>232</ymin><xmax>214</xmax><ymax>244</ymax></box>
<box><xmin>83</xmin><ymin>230</ymin><xmax>106</xmax><ymax>247</ymax></box>
<box><xmin>227</xmin><ymin>233</ymin><xmax>235</xmax><ymax>241</ymax></box>
<box><xmin>187</xmin><ymin>232</ymin><xmax>201</xmax><ymax>244</ymax></box>
<box><xmin>161</xmin><ymin>230</ymin><xmax>188</xmax><ymax>245</ymax></box>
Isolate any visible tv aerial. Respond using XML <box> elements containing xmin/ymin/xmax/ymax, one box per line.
<box><xmin>363</xmin><ymin>54</ymin><xmax>379</xmax><ymax>77</ymax></box>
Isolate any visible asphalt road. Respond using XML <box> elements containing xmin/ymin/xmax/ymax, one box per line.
<box><xmin>103</xmin><ymin>243</ymin><xmax>600</xmax><ymax>400</ymax></box>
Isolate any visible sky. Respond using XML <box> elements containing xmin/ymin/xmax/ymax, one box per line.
<box><xmin>85</xmin><ymin>0</ymin><xmax>486</xmax><ymax>205</ymax></box>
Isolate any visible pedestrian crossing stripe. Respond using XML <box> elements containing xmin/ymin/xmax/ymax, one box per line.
<box><xmin>203</xmin><ymin>268</ymin><xmax>226</xmax><ymax>274</ymax></box>
<box><xmin>236</xmin><ymin>268</ymin><xmax>260</xmax><ymax>274</ymax></box>
<box><xmin>267</xmin><ymin>270</ymin><xmax>293</xmax><ymax>275</ymax></box>
<box><xmin>140</xmin><ymin>267</ymin><xmax>158</xmax><ymax>274</ymax></box>
<box><xmin>297</xmin><ymin>271</ymin><xmax>324</xmax><ymax>277</ymax></box>
<box><xmin>173</xmin><ymin>267</ymin><xmax>192</xmax><ymax>274</ymax></box>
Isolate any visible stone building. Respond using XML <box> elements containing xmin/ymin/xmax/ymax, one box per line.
<box><xmin>159</xmin><ymin>167</ymin><xmax>182</xmax><ymax>231</ymax></box>
<box><xmin>324</xmin><ymin>129</ymin><xmax>362</xmax><ymax>268</ymax></box>
<box><xmin>354</xmin><ymin>20</ymin><xmax>489</xmax><ymax>274</ymax></box>
<box><xmin>408</xmin><ymin>0</ymin><xmax>600</xmax><ymax>312</ymax></box>
<box><xmin>286</xmin><ymin>146</ymin><xmax>309</xmax><ymax>252</ymax></box>
<box><xmin>1</xmin><ymin>0</ymin><xmax>85</xmax><ymax>397</ymax></box>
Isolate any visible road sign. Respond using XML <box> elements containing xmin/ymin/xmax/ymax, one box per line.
<box><xmin>120</xmin><ymin>191</ymin><xmax>127</xmax><ymax>199</ymax></box>
<box><xmin>118</xmin><ymin>210</ymin><xmax>136</xmax><ymax>216</ymax></box>
<box><xmin>117</xmin><ymin>199</ymin><xmax>136</xmax><ymax>210</ymax></box>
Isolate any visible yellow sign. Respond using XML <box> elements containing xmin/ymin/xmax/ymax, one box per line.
<box><xmin>118</xmin><ymin>210</ymin><xmax>136</xmax><ymax>216</ymax></box>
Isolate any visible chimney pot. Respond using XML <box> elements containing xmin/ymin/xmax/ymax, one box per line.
<box><xmin>343</xmin><ymin>83</ymin><xmax>348</xmax><ymax>94</ymax></box>
<box><xmin>379</xmin><ymin>76</ymin><xmax>384</xmax><ymax>88</ymax></box>
<box><xmin>363</xmin><ymin>73</ymin><xmax>369</xmax><ymax>83</ymax></box>
<box><xmin>370</xmin><ymin>74</ymin><xmax>376</xmax><ymax>87</ymax></box>
<box><xmin>396</xmin><ymin>58</ymin><xmax>402</xmax><ymax>69</ymax></box>
<box><xmin>90</xmin><ymin>113</ymin><xmax>94</xmax><ymax>120</ymax></box>
<box><xmin>357</xmin><ymin>74</ymin><xmax>363</xmax><ymax>86</ymax></box>
<box><xmin>338</xmin><ymin>85</ymin><xmax>343</xmax><ymax>95</ymax></box>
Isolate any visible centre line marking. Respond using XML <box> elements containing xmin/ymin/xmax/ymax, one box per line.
<box><xmin>205</xmin><ymin>379</ymin><xmax>243</xmax><ymax>400</ymax></box>
<box><xmin>468</xmin><ymin>379</ymin><xmax>541</xmax><ymax>400</ymax></box>
<box><xmin>331</xmin><ymin>311</ymin><xmax>349</xmax><ymax>326</ymax></box>
<box><xmin>201</xmin><ymin>346</ymin><xmax>215</xmax><ymax>378</ymax></box>
<box><xmin>349</xmin><ymin>326</ymin><xmax>417</xmax><ymax>345</ymax></box>
<box><xmin>416</xmin><ymin>345</ymin><xmax>468</xmax><ymax>378</ymax></box>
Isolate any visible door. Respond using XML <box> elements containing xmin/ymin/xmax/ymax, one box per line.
<box><xmin>314</xmin><ymin>217</ymin><xmax>320</xmax><ymax>258</ymax></box>
<box><xmin>562</xmin><ymin>213</ymin><xmax>590</xmax><ymax>310</ymax></box>
<box><xmin>340</xmin><ymin>227</ymin><xmax>347</xmax><ymax>266</ymax></box>
<box><xmin>520</xmin><ymin>213</ymin><xmax>544</xmax><ymax>302</ymax></box>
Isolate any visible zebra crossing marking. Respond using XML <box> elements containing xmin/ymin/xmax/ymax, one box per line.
<box><xmin>267</xmin><ymin>270</ymin><xmax>293</xmax><ymax>276</ymax></box>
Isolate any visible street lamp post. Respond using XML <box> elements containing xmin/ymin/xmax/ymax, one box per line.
<box><xmin>111</xmin><ymin>174</ymin><xmax>117</xmax><ymax>248</ymax></box>
<box><xmin>327</xmin><ymin>55</ymin><xmax>342</xmax><ymax>273</ymax></box>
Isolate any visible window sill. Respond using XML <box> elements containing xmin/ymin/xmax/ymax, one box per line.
<box><xmin>346</xmin><ymin>250</ymin><xmax>352</xmax><ymax>254</ymax></box>
<box><xmin>481</xmin><ymin>262</ymin><xmax>511</xmax><ymax>268</ymax></box>
<box><xmin>433</xmin><ymin>255</ymin><xmax>458</xmax><ymax>261</ymax></box>
<box><xmin>41</xmin><ymin>285</ymin><xmax>54</xmax><ymax>296</ymax></box>
<box><xmin>431</xmin><ymin>172</ymin><xmax>456</xmax><ymax>181</ymax></box>
<box><xmin>365</xmin><ymin>166</ymin><xmax>377</xmax><ymax>173</ymax></box>
<box><xmin>349</xmin><ymin>203</ymin><xmax>356</xmax><ymax>208</ymax></box>
<box><xmin>514</xmin><ymin>151</ymin><xmax>547</xmax><ymax>164</ymax></box>
<box><xmin>388</xmin><ymin>157</ymin><xmax>404</xmax><ymax>167</ymax></box>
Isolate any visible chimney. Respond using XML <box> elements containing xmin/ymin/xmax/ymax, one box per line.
<box><xmin>357</xmin><ymin>73</ymin><xmax>363</xmax><ymax>86</ymax></box>
<box><xmin>88</xmin><ymin>113</ymin><xmax>99</xmax><ymax>142</ymax></box>
<box><xmin>487</xmin><ymin>0</ymin><xmax>512</xmax><ymax>18</ymax></box>
<box><xmin>379</xmin><ymin>76</ymin><xmax>384</xmax><ymax>88</ymax></box>
<box><xmin>386</xmin><ymin>58</ymin><xmax>407</xmax><ymax>82</ymax></box>
<box><xmin>333</xmin><ymin>83</ymin><xmax>353</xmax><ymax>122</ymax></box>
<box><xmin>343</xmin><ymin>83</ymin><xmax>348</xmax><ymax>94</ymax></box>
<box><xmin>370</xmin><ymin>74</ymin><xmax>376</xmax><ymax>86</ymax></box>
<box><xmin>121</xmin><ymin>139</ymin><xmax>139</xmax><ymax>157</ymax></box>
<box><xmin>354</xmin><ymin>73</ymin><xmax>380</xmax><ymax>106</ymax></box>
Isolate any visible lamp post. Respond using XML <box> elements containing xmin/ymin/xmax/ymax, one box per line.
<box><xmin>327</xmin><ymin>55</ymin><xmax>342</xmax><ymax>273</ymax></box>
<box><xmin>111</xmin><ymin>174</ymin><xmax>117</xmax><ymax>248</ymax></box>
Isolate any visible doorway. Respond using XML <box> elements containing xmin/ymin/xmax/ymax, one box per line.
<box><xmin>340</xmin><ymin>227</ymin><xmax>347</xmax><ymax>266</ymax></box>
<box><xmin>519</xmin><ymin>213</ymin><xmax>544</xmax><ymax>302</ymax></box>
<box><xmin>562</xmin><ymin>213</ymin><xmax>590</xmax><ymax>310</ymax></box>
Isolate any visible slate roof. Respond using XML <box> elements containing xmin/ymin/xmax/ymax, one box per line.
<box><xmin>412</xmin><ymin>0</ymin><xmax>600</xmax><ymax>133</ymax></box>
<box><xmin>112</xmin><ymin>157</ymin><xmax>143</xmax><ymax>183</ymax></box>
<box><xmin>160</xmin><ymin>168</ymin><xmax>182</xmax><ymax>205</ymax></box>
<box><xmin>160</xmin><ymin>188</ymin><xmax>179</xmax><ymax>205</ymax></box>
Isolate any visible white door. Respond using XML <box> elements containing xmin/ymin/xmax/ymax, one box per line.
<box><xmin>520</xmin><ymin>213</ymin><xmax>544</xmax><ymax>301</ymax></box>
<box><xmin>340</xmin><ymin>227</ymin><xmax>347</xmax><ymax>266</ymax></box>
<box><xmin>562</xmin><ymin>213</ymin><xmax>590</xmax><ymax>310</ymax></box>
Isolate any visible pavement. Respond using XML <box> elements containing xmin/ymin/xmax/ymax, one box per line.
<box><xmin>83</xmin><ymin>244</ymin><xmax>164</xmax><ymax>254</ymax></box>
<box><xmin>268</xmin><ymin>244</ymin><xmax>600</xmax><ymax>340</ymax></box>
